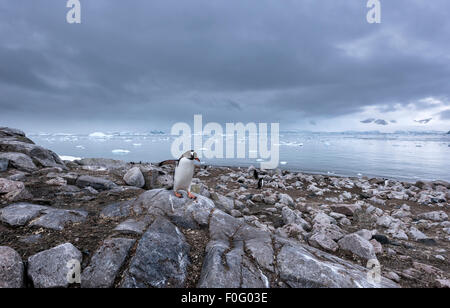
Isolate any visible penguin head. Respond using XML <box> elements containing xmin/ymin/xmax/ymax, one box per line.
<box><xmin>182</xmin><ymin>150</ymin><xmax>200</xmax><ymax>162</ymax></box>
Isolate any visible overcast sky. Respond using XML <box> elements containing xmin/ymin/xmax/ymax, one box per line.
<box><xmin>0</xmin><ymin>0</ymin><xmax>449</xmax><ymax>133</ymax></box>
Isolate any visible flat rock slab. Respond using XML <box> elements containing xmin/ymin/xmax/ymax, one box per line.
<box><xmin>0</xmin><ymin>152</ymin><xmax>37</xmax><ymax>171</ymax></box>
<box><xmin>120</xmin><ymin>217</ymin><xmax>190</xmax><ymax>288</ymax></box>
<box><xmin>100</xmin><ymin>200</ymin><xmax>133</xmax><ymax>219</ymax></box>
<box><xmin>0</xmin><ymin>140</ymin><xmax>65</xmax><ymax>169</ymax></box>
<box><xmin>276</xmin><ymin>237</ymin><xmax>398</xmax><ymax>288</ymax></box>
<box><xmin>114</xmin><ymin>219</ymin><xmax>150</xmax><ymax>235</ymax></box>
<box><xmin>76</xmin><ymin>175</ymin><xmax>117</xmax><ymax>191</ymax></box>
<box><xmin>132</xmin><ymin>188</ymin><xmax>215</xmax><ymax>229</ymax></box>
<box><xmin>0</xmin><ymin>246</ymin><xmax>24</xmax><ymax>288</ymax></box>
<box><xmin>81</xmin><ymin>238</ymin><xmax>135</xmax><ymax>288</ymax></box>
<box><xmin>0</xmin><ymin>203</ymin><xmax>47</xmax><ymax>226</ymax></box>
<box><xmin>28</xmin><ymin>243</ymin><xmax>82</xmax><ymax>288</ymax></box>
<box><xmin>30</xmin><ymin>208</ymin><xmax>88</xmax><ymax>231</ymax></box>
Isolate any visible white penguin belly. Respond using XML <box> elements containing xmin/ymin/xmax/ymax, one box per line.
<box><xmin>174</xmin><ymin>158</ymin><xmax>194</xmax><ymax>191</ymax></box>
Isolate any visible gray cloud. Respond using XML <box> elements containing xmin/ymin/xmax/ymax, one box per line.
<box><xmin>0</xmin><ymin>0</ymin><xmax>449</xmax><ymax>132</ymax></box>
<box><xmin>438</xmin><ymin>110</ymin><xmax>450</xmax><ymax>120</ymax></box>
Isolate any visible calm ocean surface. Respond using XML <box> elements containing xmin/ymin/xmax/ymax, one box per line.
<box><xmin>29</xmin><ymin>131</ymin><xmax>450</xmax><ymax>182</ymax></box>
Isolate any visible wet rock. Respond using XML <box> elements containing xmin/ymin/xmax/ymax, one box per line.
<box><xmin>0</xmin><ymin>152</ymin><xmax>37</xmax><ymax>171</ymax></box>
<box><xmin>418</xmin><ymin>211</ymin><xmax>448</xmax><ymax>222</ymax></box>
<box><xmin>0</xmin><ymin>246</ymin><xmax>24</xmax><ymax>288</ymax></box>
<box><xmin>30</xmin><ymin>208</ymin><xmax>88</xmax><ymax>231</ymax></box>
<box><xmin>28</xmin><ymin>243</ymin><xmax>82</xmax><ymax>288</ymax></box>
<box><xmin>338</xmin><ymin>234</ymin><xmax>377</xmax><ymax>260</ymax></box>
<box><xmin>81</xmin><ymin>238</ymin><xmax>135</xmax><ymax>288</ymax></box>
<box><xmin>120</xmin><ymin>217</ymin><xmax>190</xmax><ymax>288</ymax></box>
<box><xmin>123</xmin><ymin>167</ymin><xmax>145</xmax><ymax>188</ymax></box>
<box><xmin>76</xmin><ymin>175</ymin><xmax>117</xmax><ymax>191</ymax></box>
<box><xmin>0</xmin><ymin>203</ymin><xmax>47</xmax><ymax>226</ymax></box>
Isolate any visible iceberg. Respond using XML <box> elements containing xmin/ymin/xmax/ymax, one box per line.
<box><xmin>112</xmin><ymin>149</ymin><xmax>130</xmax><ymax>155</ymax></box>
<box><xmin>89</xmin><ymin>132</ymin><xmax>112</xmax><ymax>139</ymax></box>
<box><xmin>59</xmin><ymin>155</ymin><xmax>81</xmax><ymax>161</ymax></box>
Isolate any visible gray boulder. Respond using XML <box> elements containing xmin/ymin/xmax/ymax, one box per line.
<box><xmin>0</xmin><ymin>246</ymin><xmax>24</xmax><ymax>288</ymax></box>
<box><xmin>338</xmin><ymin>234</ymin><xmax>377</xmax><ymax>260</ymax></box>
<box><xmin>132</xmin><ymin>189</ymin><xmax>215</xmax><ymax>229</ymax></box>
<box><xmin>120</xmin><ymin>217</ymin><xmax>190</xmax><ymax>288</ymax></box>
<box><xmin>0</xmin><ymin>203</ymin><xmax>47</xmax><ymax>227</ymax></box>
<box><xmin>308</xmin><ymin>232</ymin><xmax>339</xmax><ymax>252</ymax></box>
<box><xmin>76</xmin><ymin>158</ymin><xmax>130</xmax><ymax>170</ymax></box>
<box><xmin>81</xmin><ymin>238</ymin><xmax>135</xmax><ymax>288</ymax></box>
<box><xmin>123</xmin><ymin>167</ymin><xmax>145</xmax><ymax>188</ymax></box>
<box><xmin>28</xmin><ymin>243</ymin><xmax>82</xmax><ymax>288</ymax></box>
<box><xmin>76</xmin><ymin>175</ymin><xmax>117</xmax><ymax>191</ymax></box>
<box><xmin>330</xmin><ymin>204</ymin><xmax>361</xmax><ymax>216</ymax></box>
<box><xmin>418</xmin><ymin>211</ymin><xmax>448</xmax><ymax>222</ymax></box>
<box><xmin>0</xmin><ymin>158</ymin><xmax>8</xmax><ymax>172</ymax></box>
<box><xmin>0</xmin><ymin>153</ymin><xmax>37</xmax><ymax>172</ymax></box>
<box><xmin>276</xmin><ymin>238</ymin><xmax>397</xmax><ymax>288</ymax></box>
<box><xmin>0</xmin><ymin>140</ymin><xmax>65</xmax><ymax>169</ymax></box>
<box><xmin>100</xmin><ymin>200</ymin><xmax>133</xmax><ymax>219</ymax></box>
<box><xmin>114</xmin><ymin>218</ymin><xmax>150</xmax><ymax>235</ymax></box>
<box><xmin>30</xmin><ymin>208</ymin><xmax>88</xmax><ymax>231</ymax></box>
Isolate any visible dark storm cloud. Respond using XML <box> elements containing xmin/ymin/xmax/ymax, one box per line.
<box><xmin>0</xmin><ymin>0</ymin><xmax>449</xmax><ymax>132</ymax></box>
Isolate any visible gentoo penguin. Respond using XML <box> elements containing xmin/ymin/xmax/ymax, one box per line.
<box><xmin>253</xmin><ymin>169</ymin><xmax>264</xmax><ymax>189</ymax></box>
<box><xmin>159</xmin><ymin>150</ymin><xmax>200</xmax><ymax>199</ymax></box>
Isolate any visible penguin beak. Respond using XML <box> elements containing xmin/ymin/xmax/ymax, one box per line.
<box><xmin>195</xmin><ymin>158</ymin><xmax>200</xmax><ymax>162</ymax></box>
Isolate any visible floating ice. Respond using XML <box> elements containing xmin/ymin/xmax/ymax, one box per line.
<box><xmin>59</xmin><ymin>155</ymin><xmax>81</xmax><ymax>161</ymax></box>
<box><xmin>89</xmin><ymin>132</ymin><xmax>112</xmax><ymax>139</ymax></box>
<box><xmin>112</xmin><ymin>149</ymin><xmax>130</xmax><ymax>155</ymax></box>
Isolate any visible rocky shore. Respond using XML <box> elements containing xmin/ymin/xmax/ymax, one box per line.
<box><xmin>0</xmin><ymin>127</ymin><xmax>449</xmax><ymax>288</ymax></box>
